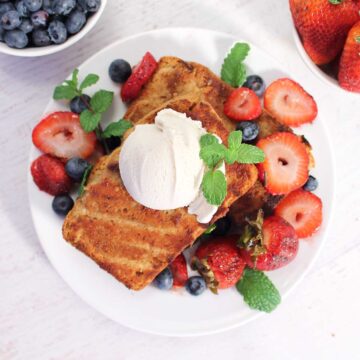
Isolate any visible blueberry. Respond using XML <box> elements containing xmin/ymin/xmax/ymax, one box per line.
<box><xmin>4</xmin><ymin>29</ymin><xmax>28</xmax><ymax>48</ymax></box>
<box><xmin>303</xmin><ymin>175</ymin><xmax>318</xmax><ymax>192</ymax></box>
<box><xmin>31</xmin><ymin>28</ymin><xmax>50</xmax><ymax>46</ymax></box>
<box><xmin>78</xmin><ymin>0</ymin><xmax>100</xmax><ymax>13</ymax></box>
<box><xmin>243</xmin><ymin>75</ymin><xmax>266</xmax><ymax>97</ymax></box>
<box><xmin>105</xmin><ymin>136</ymin><xmax>121</xmax><ymax>152</ymax></box>
<box><xmin>31</xmin><ymin>10</ymin><xmax>48</xmax><ymax>28</ymax></box>
<box><xmin>0</xmin><ymin>2</ymin><xmax>15</xmax><ymax>17</ymax></box>
<box><xmin>109</xmin><ymin>59</ymin><xmax>132</xmax><ymax>83</ymax></box>
<box><xmin>52</xmin><ymin>0</ymin><xmax>75</xmax><ymax>15</ymax></box>
<box><xmin>1</xmin><ymin>10</ymin><xmax>21</xmax><ymax>30</ymax></box>
<box><xmin>65</xmin><ymin>157</ymin><xmax>90</xmax><ymax>181</ymax></box>
<box><xmin>24</xmin><ymin>0</ymin><xmax>42</xmax><ymax>12</ymax></box>
<box><xmin>185</xmin><ymin>276</ymin><xmax>206</xmax><ymax>296</ymax></box>
<box><xmin>19</xmin><ymin>18</ymin><xmax>33</xmax><ymax>33</ymax></box>
<box><xmin>212</xmin><ymin>216</ymin><xmax>232</xmax><ymax>236</ymax></box>
<box><xmin>153</xmin><ymin>268</ymin><xmax>173</xmax><ymax>290</ymax></box>
<box><xmin>236</xmin><ymin>121</ymin><xmax>259</xmax><ymax>142</ymax></box>
<box><xmin>48</xmin><ymin>19</ymin><xmax>67</xmax><ymax>44</ymax></box>
<box><xmin>16</xmin><ymin>1</ymin><xmax>30</xmax><ymax>17</ymax></box>
<box><xmin>52</xmin><ymin>194</ymin><xmax>74</xmax><ymax>216</ymax></box>
<box><xmin>69</xmin><ymin>94</ymin><xmax>90</xmax><ymax>113</ymax></box>
<box><xmin>42</xmin><ymin>0</ymin><xmax>55</xmax><ymax>15</ymax></box>
<box><xmin>65</xmin><ymin>9</ymin><xmax>85</xmax><ymax>34</ymax></box>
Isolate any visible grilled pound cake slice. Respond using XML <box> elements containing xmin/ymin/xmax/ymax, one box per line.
<box><xmin>63</xmin><ymin>96</ymin><xmax>258</xmax><ymax>290</ymax></box>
<box><xmin>124</xmin><ymin>56</ymin><xmax>234</xmax><ymax>130</ymax></box>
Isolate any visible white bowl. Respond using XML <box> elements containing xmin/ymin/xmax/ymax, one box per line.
<box><xmin>0</xmin><ymin>0</ymin><xmax>107</xmax><ymax>57</ymax></box>
<box><xmin>292</xmin><ymin>27</ymin><xmax>359</xmax><ymax>96</ymax></box>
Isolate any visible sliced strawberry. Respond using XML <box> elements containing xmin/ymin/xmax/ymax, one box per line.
<box><xmin>257</xmin><ymin>132</ymin><xmax>309</xmax><ymax>195</ymax></box>
<box><xmin>193</xmin><ymin>236</ymin><xmax>246</xmax><ymax>292</ymax></box>
<box><xmin>169</xmin><ymin>253</ymin><xmax>188</xmax><ymax>287</ymax></box>
<box><xmin>31</xmin><ymin>154</ymin><xmax>72</xmax><ymax>196</ymax></box>
<box><xmin>32</xmin><ymin>112</ymin><xmax>97</xmax><ymax>160</ymax></box>
<box><xmin>275</xmin><ymin>189</ymin><xmax>322</xmax><ymax>238</ymax></box>
<box><xmin>239</xmin><ymin>215</ymin><xmax>299</xmax><ymax>271</ymax></box>
<box><xmin>264</xmin><ymin>78</ymin><xmax>318</xmax><ymax>127</ymax></box>
<box><xmin>224</xmin><ymin>87</ymin><xmax>262</xmax><ymax>121</ymax></box>
<box><xmin>121</xmin><ymin>52</ymin><xmax>158</xmax><ymax>102</ymax></box>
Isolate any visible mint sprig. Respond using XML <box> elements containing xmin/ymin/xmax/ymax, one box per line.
<box><xmin>236</xmin><ymin>268</ymin><xmax>281</xmax><ymax>313</ymax></box>
<box><xmin>53</xmin><ymin>69</ymin><xmax>99</xmax><ymax>100</ymax></box>
<box><xmin>200</xmin><ymin>131</ymin><xmax>265</xmax><ymax>206</ymax></box>
<box><xmin>221</xmin><ymin>42</ymin><xmax>250</xmax><ymax>87</ymax></box>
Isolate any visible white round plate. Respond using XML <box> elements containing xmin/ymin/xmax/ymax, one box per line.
<box><xmin>28</xmin><ymin>28</ymin><xmax>335</xmax><ymax>337</ymax></box>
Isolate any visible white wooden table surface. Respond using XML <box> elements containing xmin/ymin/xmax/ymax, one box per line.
<box><xmin>1</xmin><ymin>0</ymin><xmax>359</xmax><ymax>359</ymax></box>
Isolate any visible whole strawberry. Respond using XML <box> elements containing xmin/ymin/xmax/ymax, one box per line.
<box><xmin>339</xmin><ymin>21</ymin><xmax>360</xmax><ymax>92</ymax></box>
<box><xmin>192</xmin><ymin>236</ymin><xmax>246</xmax><ymax>293</ymax></box>
<box><xmin>238</xmin><ymin>212</ymin><xmax>299</xmax><ymax>271</ymax></box>
<box><xmin>290</xmin><ymin>0</ymin><xmax>360</xmax><ymax>65</ymax></box>
<box><xmin>31</xmin><ymin>154</ymin><xmax>72</xmax><ymax>196</ymax></box>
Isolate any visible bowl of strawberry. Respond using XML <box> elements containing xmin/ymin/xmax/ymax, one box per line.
<box><xmin>28</xmin><ymin>30</ymin><xmax>331</xmax><ymax>334</ymax></box>
<box><xmin>290</xmin><ymin>0</ymin><xmax>360</xmax><ymax>94</ymax></box>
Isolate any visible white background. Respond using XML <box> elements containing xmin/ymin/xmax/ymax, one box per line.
<box><xmin>1</xmin><ymin>0</ymin><xmax>359</xmax><ymax>359</ymax></box>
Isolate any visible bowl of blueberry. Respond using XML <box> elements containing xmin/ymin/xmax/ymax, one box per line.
<box><xmin>0</xmin><ymin>0</ymin><xmax>106</xmax><ymax>57</ymax></box>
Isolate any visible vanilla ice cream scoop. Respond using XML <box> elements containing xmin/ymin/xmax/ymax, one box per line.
<box><xmin>119</xmin><ymin>109</ymin><xmax>225</xmax><ymax>223</ymax></box>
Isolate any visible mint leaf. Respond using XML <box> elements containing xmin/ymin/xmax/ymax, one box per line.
<box><xmin>328</xmin><ymin>0</ymin><xmax>343</xmax><ymax>4</ymax></box>
<box><xmin>78</xmin><ymin>164</ymin><xmax>93</xmax><ymax>196</ymax></box>
<box><xmin>80</xmin><ymin>110</ymin><xmax>102</xmax><ymax>132</ymax></box>
<box><xmin>80</xmin><ymin>74</ymin><xmax>99</xmax><ymax>90</ymax></box>
<box><xmin>221</xmin><ymin>42</ymin><xmax>250</xmax><ymax>87</ymax></box>
<box><xmin>225</xmin><ymin>130</ymin><xmax>243</xmax><ymax>164</ymax></box>
<box><xmin>72</xmin><ymin>68</ymin><xmax>79</xmax><ymax>86</ymax></box>
<box><xmin>236</xmin><ymin>144</ymin><xmax>265</xmax><ymax>164</ymax></box>
<box><xmin>53</xmin><ymin>85</ymin><xmax>78</xmax><ymax>100</ymax></box>
<box><xmin>201</xmin><ymin>170</ymin><xmax>227</xmax><ymax>206</ymax></box>
<box><xmin>200</xmin><ymin>143</ymin><xmax>226</xmax><ymax>168</ymax></box>
<box><xmin>90</xmin><ymin>90</ymin><xmax>114</xmax><ymax>113</ymax></box>
<box><xmin>236</xmin><ymin>268</ymin><xmax>281</xmax><ymax>313</ymax></box>
<box><xmin>204</xmin><ymin>223</ymin><xmax>216</xmax><ymax>234</ymax></box>
<box><xmin>102</xmin><ymin>119</ymin><xmax>133</xmax><ymax>138</ymax></box>
<box><xmin>228</xmin><ymin>130</ymin><xmax>243</xmax><ymax>149</ymax></box>
<box><xmin>200</xmin><ymin>134</ymin><xmax>219</xmax><ymax>147</ymax></box>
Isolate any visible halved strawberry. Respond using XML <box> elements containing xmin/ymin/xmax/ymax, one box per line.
<box><xmin>121</xmin><ymin>52</ymin><xmax>158</xmax><ymax>102</ymax></box>
<box><xmin>169</xmin><ymin>253</ymin><xmax>188</xmax><ymax>287</ymax></box>
<box><xmin>32</xmin><ymin>112</ymin><xmax>97</xmax><ymax>160</ymax></box>
<box><xmin>31</xmin><ymin>154</ymin><xmax>72</xmax><ymax>196</ymax></box>
<box><xmin>275</xmin><ymin>189</ymin><xmax>322</xmax><ymax>238</ymax></box>
<box><xmin>264</xmin><ymin>78</ymin><xmax>318</xmax><ymax>127</ymax></box>
<box><xmin>257</xmin><ymin>132</ymin><xmax>309</xmax><ymax>195</ymax></box>
<box><xmin>239</xmin><ymin>215</ymin><xmax>299</xmax><ymax>271</ymax></box>
<box><xmin>224</xmin><ymin>87</ymin><xmax>262</xmax><ymax>121</ymax></box>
